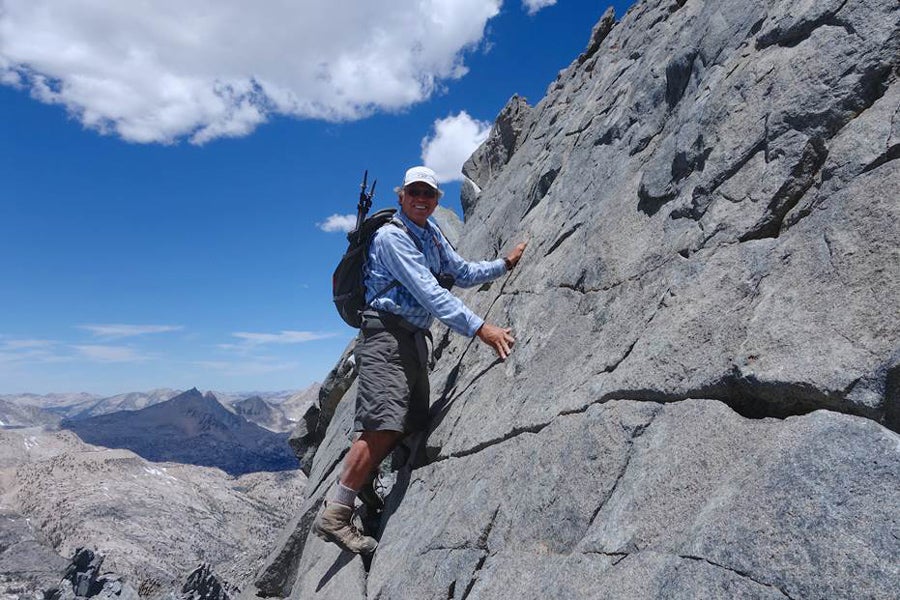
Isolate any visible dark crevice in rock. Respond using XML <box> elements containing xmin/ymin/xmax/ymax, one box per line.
<box><xmin>565</xmin><ymin>116</ymin><xmax>595</xmax><ymax>137</ymax></box>
<box><xmin>557</xmin><ymin>256</ymin><xmax>678</xmax><ymax>297</ymax></box>
<box><xmin>437</xmin><ymin>347</ymin><xmax>467</xmax><ymax>406</ymax></box>
<box><xmin>430</xmin><ymin>274</ymin><xmax>515</xmax><ymax>448</ymax></box>
<box><xmin>598</xmin><ymin>361</ymin><xmax>894</xmax><ymax>431</ymax></box>
<box><xmin>666</xmin><ymin>50</ymin><xmax>698</xmax><ymax>109</ymax></box>
<box><xmin>883</xmin><ymin>362</ymin><xmax>900</xmax><ymax>432</ymax></box>
<box><xmin>584</xmin><ymin>409</ymin><xmax>658</xmax><ymax>533</ymax></box>
<box><xmin>477</xmin><ymin>506</ymin><xmax>500</xmax><ymax>549</ymax></box>
<box><xmin>523</xmin><ymin>166</ymin><xmax>561</xmax><ymax>218</ymax></box>
<box><xmin>671</xmin><ymin>134</ymin><xmax>768</xmax><ymax>221</ymax></box>
<box><xmin>459</xmin><ymin>554</ymin><xmax>486</xmax><ymax>600</ymax></box>
<box><xmin>581</xmin><ymin>550</ymin><xmax>630</xmax><ymax>565</ymax></box>
<box><xmin>671</xmin><ymin>137</ymin><xmax>712</xmax><ymax>183</ymax></box>
<box><xmin>430</xmin><ymin>421</ymin><xmax>552</xmax><ymax>465</ymax></box>
<box><xmin>755</xmin><ymin>0</ymin><xmax>851</xmax><ymax>50</ymax></box>
<box><xmin>544</xmin><ymin>223</ymin><xmax>583</xmax><ymax>257</ymax></box>
<box><xmin>603</xmin><ymin>337</ymin><xmax>640</xmax><ymax>375</ymax></box>
<box><xmin>739</xmin><ymin>136</ymin><xmax>828</xmax><ymax>241</ymax></box>
<box><xmin>637</xmin><ymin>181</ymin><xmax>679</xmax><ymax>217</ymax></box>
<box><xmin>859</xmin><ymin>143</ymin><xmax>900</xmax><ymax>175</ymax></box>
<box><xmin>558</xmin><ymin>279</ymin><xmax>591</xmax><ymax>294</ymax></box>
<box><xmin>680</xmin><ymin>555</ymin><xmax>795</xmax><ymax>599</ymax></box>
<box><xmin>784</xmin><ymin>63</ymin><xmax>893</xmax><ymax>141</ymax></box>
<box><xmin>309</xmin><ymin>448</ymin><xmax>349</xmax><ymax>500</ymax></box>
<box><xmin>458</xmin><ymin>508</ymin><xmax>499</xmax><ymax>600</ymax></box>
<box><xmin>446</xmin><ymin>580</ymin><xmax>456</xmax><ymax>599</ymax></box>
<box><xmin>441</xmin><ymin>358</ymin><xmax>502</xmax><ymax>409</ymax></box>
<box><xmin>430</xmin><ymin>328</ymin><xmax>453</xmax><ymax>370</ymax></box>
<box><xmin>629</xmin><ymin>124</ymin><xmax>665</xmax><ymax>156</ymax></box>
<box><xmin>748</xmin><ymin>17</ymin><xmax>766</xmax><ymax>36</ymax></box>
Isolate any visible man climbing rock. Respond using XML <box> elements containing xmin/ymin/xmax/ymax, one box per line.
<box><xmin>313</xmin><ymin>165</ymin><xmax>527</xmax><ymax>554</ymax></box>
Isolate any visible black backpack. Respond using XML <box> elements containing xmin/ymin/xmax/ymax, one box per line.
<box><xmin>332</xmin><ymin>207</ymin><xmax>415</xmax><ymax>328</ymax></box>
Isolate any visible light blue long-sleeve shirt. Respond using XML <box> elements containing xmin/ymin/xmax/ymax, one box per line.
<box><xmin>364</xmin><ymin>210</ymin><xmax>507</xmax><ymax>336</ymax></box>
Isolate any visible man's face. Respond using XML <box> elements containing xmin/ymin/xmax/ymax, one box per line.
<box><xmin>399</xmin><ymin>183</ymin><xmax>439</xmax><ymax>227</ymax></box>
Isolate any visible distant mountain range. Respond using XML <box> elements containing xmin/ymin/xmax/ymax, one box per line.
<box><xmin>0</xmin><ymin>383</ymin><xmax>320</xmax><ymax>432</ymax></box>
<box><xmin>61</xmin><ymin>388</ymin><xmax>298</xmax><ymax>475</ymax></box>
<box><xmin>0</xmin><ymin>398</ymin><xmax>62</xmax><ymax>428</ymax></box>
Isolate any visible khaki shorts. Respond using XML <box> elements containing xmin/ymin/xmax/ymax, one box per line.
<box><xmin>354</xmin><ymin>321</ymin><xmax>430</xmax><ymax>433</ymax></box>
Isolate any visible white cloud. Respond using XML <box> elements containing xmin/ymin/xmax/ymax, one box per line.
<box><xmin>0</xmin><ymin>0</ymin><xmax>502</xmax><ymax>144</ymax></box>
<box><xmin>231</xmin><ymin>331</ymin><xmax>336</xmax><ymax>345</ymax></box>
<box><xmin>78</xmin><ymin>324</ymin><xmax>183</xmax><ymax>339</ymax></box>
<box><xmin>0</xmin><ymin>337</ymin><xmax>69</xmax><ymax>364</ymax></box>
<box><xmin>421</xmin><ymin>111</ymin><xmax>492</xmax><ymax>183</ymax></box>
<box><xmin>73</xmin><ymin>345</ymin><xmax>148</xmax><ymax>362</ymax></box>
<box><xmin>522</xmin><ymin>0</ymin><xmax>557</xmax><ymax>15</ymax></box>
<box><xmin>2</xmin><ymin>339</ymin><xmax>55</xmax><ymax>350</ymax></box>
<box><xmin>318</xmin><ymin>214</ymin><xmax>358</xmax><ymax>233</ymax></box>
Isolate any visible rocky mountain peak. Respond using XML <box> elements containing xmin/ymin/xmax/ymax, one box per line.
<box><xmin>61</xmin><ymin>387</ymin><xmax>296</xmax><ymax>475</ymax></box>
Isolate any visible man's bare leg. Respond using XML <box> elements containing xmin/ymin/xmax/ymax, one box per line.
<box><xmin>313</xmin><ymin>430</ymin><xmax>402</xmax><ymax>554</ymax></box>
<box><xmin>340</xmin><ymin>430</ymin><xmax>402</xmax><ymax>490</ymax></box>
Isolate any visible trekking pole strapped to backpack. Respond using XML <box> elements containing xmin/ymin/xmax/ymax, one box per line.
<box><xmin>353</xmin><ymin>170</ymin><xmax>376</xmax><ymax>244</ymax></box>
<box><xmin>334</xmin><ymin>171</ymin><xmax>398</xmax><ymax>328</ymax></box>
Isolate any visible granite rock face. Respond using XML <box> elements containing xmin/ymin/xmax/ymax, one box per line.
<box><xmin>253</xmin><ymin>0</ymin><xmax>900</xmax><ymax>598</ymax></box>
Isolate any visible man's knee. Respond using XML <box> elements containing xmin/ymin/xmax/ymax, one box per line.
<box><xmin>359</xmin><ymin>429</ymin><xmax>403</xmax><ymax>450</ymax></box>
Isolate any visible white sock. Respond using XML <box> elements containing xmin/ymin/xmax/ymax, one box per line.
<box><xmin>329</xmin><ymin>481</ymin><xmax>358</xmax><ymax>507</ymax></box>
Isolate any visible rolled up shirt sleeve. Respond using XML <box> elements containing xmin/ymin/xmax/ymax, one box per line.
<box><xmin>374</xmin><ymin>228</ymin><xmax>485</xmax><ymax>337</ymax></box>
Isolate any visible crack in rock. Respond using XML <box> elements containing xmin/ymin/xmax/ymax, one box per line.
<box><xmin>596</xmin><ymin>287</ymin><xmax>672</xmax><ymax>376</ymax></box>
<box><xmin>679</xmin><ymin>555</ymin><xmax>796</xmax><ymax>599</ymax></box>
<box><xmin>429</xmin><ymin>421</ymin><xmax>552</xmax><ymax>466</ymax></box>
<box><xmin>582</xmin><ymin>408</ymin><xmax>659</xmax><ymax>536</ymax></box>
<box><xmin>859</xmin><ymin>143</ymin><xmax>900</xmax><ymax>175</ymax></box>
<box><xmin>457</xmin><ymin>507</ymin><xmax>500</xmax><ymax>600</ymax></box>
<box><xmin>581</xmin><ymin>550</ymin><xmax>630</xmax><ymax>565</ymax></box>
<box><xmin>739</xmin><ymin>137</ymin><xmax>828</xmax><ymax>241</ymax></box>
<box><xmin>544</xmin><ymin>223</ymin><xmax>583</xmax><ymax>257</ymax></box>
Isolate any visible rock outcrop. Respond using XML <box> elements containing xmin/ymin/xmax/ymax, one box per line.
<box><xmin>44</xmin><ymin>548</ymin><xmax>138</xmax><ymax>600</ymax></box>
<box><xmin>181</xmin><ymin>564</ymin><xmax>232</xmax><ymax>600</ymax></box>
<box><xmin>0</xmin><ymin>427</ymin><xmax>305</xmax><ymax>597</ymax></box>
<box><xmin>0</xmin><ymin>509</ymin><xmax>68</xmax><ymax>597</ymax></box>
<box><xmin>252</xmin><ymin>0</ymin><xmax>900</xmax><ymax>598</ymax></box>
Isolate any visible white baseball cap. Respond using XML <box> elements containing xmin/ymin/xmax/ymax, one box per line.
<box><xmin>403</xmin><ymin>166</ymin><xmax>440</xmax><ymax>190</ymax></box>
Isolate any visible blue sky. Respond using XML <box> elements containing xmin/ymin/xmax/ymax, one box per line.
<box><xmin>1</xmin><ymin>0</ymin><xmax>633</xmax><ymax>395</ymax></box>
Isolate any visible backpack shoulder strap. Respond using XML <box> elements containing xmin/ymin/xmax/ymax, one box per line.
<box><xmin>385</xmin><ymin>216</ymin><xmax>424</xmax><ymax>252</ymax></box>
<box><xmin>365</xmin><ymin>215</ymin><xmax>422</xmax><ymax>306</ymax></box>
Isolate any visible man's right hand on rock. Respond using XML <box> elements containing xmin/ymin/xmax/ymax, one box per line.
<box><xmin>476</xmin><ymin>323</ymin><xmax>515</xmax><ymax>360</ymax></box>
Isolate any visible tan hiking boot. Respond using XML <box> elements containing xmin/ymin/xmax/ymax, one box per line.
<box><xmin>312</xmin><ymin>502</ymin><xmax>378</xmax><ymax>554</ymax></box>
